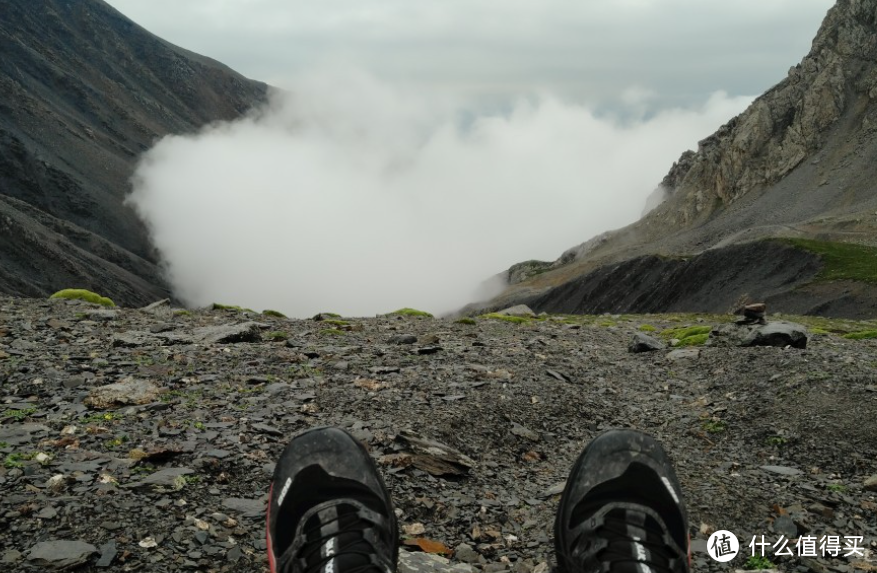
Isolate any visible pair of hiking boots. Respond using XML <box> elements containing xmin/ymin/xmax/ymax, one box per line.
<box><xmin>267</xmin><ymin>427</ymin><xmax>690</xmax><ymax>573</ymax></box>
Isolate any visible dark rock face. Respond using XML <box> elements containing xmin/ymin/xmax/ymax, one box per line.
<box><xmin>0</xmin><ymin>0</ymin><xmax>267</xmax><ymax>305</ymax></box>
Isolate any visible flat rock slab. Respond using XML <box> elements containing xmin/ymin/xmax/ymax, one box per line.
<box><xmin>761</xmin><ymin>465</ymin><xmax>803</xmax><ymax>476</ymax></box>
<box><xmin>28</xmin><ymin>540</ymin><xmax>97</xmax><ymax>570</ymax></box>
<box><xmin>85</xmin><ymin>377</ymin><xmax>162</xmax><ymax>409</ymax></box>
<box><xmin>399</xmin><ymin>550</ymin><xmax>475</xmax><ymax>573</ymax></box>
<box><xmin>222</xmin><ymin>497</ymin><xmax>266</xmax><ymax>518</ymax></box>
<box><xmin>127</xmin><ymin>467</ymin><xmax>194</xmax><ymax>491</ymax></box>
<box><xmin>0</xmin><ymin>423</ymin><xmax>50</xmax><ymax>446</ymax></box>
<box><xmin>629</xmin><ymin>332</ymin><xmax>665</xmax><ymax>353</ymax></box>
<box><xmin>667</xmin><ymin>348</ymin><xmax>700</xmax><ymax>361</ymax></box>
<box><xmin>192</xmin><ymin>322</ymin><xmax>263</xmax><ymax>344</ymax></box>
<box><xmin>742</xmin><ymin>321</ymin><xmax>808</xmax><ymax>349</ymax></box>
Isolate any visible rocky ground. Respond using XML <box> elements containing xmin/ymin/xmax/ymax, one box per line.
<box><xmin>1</xmin><ymin>297</ymin><xmax>877</xmax><ymax>573</ymax></box>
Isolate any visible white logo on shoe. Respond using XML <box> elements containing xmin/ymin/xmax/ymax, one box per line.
<box><xmin>277</xmin><ymin>477</ymin><xmax>292</xmax><ymax>507</ymax></box>
<box><xmin>324</xmin><ymin>538</ymin><xmax>336</xmax><ymax>573</ymax></box>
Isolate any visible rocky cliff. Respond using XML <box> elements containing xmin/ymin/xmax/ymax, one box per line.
<box><xmin>0</xmin><ymin>0</ymin><xmax>267</xmax><ymax>305</ymax></box>
<box><xmin>483</xmin><ymin>0</ymin><xmax>877</xmax><ymax>318</ymax></box>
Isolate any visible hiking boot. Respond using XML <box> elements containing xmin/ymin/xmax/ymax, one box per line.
<box><xmin>267</xmin><ymin>427</ymin><xmax>398</xmax><ymax>573</ymax></box>
<box><xmin>555</xmin><ymin>429</ymin><xmax>690</xmax><ymax>573</ymax></box>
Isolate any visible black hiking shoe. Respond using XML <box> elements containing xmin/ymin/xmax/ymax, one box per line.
<box><xmin>267</xmin><ymin>427</ymin><xmax>398</xmax><ymax>573</ymax></box>
<box><xmin>555</xmin><ymin>429</ymin><xmax>690</xmax><ymax>573</ymax></box>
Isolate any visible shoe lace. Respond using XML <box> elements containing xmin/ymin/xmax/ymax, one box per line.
<box><xmin>282</xmin><ymin>500</ymin><xmax>393</xmax><ymax>573</ymax></box>
<box><xmin>574</xmin><ymin>508</ymin><xmax>684</xmax><ymax>573</ymax></box>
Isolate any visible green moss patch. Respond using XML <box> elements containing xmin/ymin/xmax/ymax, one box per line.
<box><xmin>387</xmin><ymin>308</ymin><xmax>434</xmax><ymax>318</ymax></box>
<box><xmin>675</xmin><ymin>333</ymin><xmax>709</xmax><ymax>347</ymax></box>
<box><xmin>843</xmin><ymin>330</ymin><xmax>877</xmax><ymax>340</ymax></box>
<box><xmin>659</xmin><ymin>325</ymin><xmax>712</xmax><ymax>340</ymax></box>
<box><xmin>781</xmin><ymin>238</ymin><xmax>877</xmax><ymax>283</ymax></box>
<box><xmin>480</xmin><ymin>313</ymin><xmax>531</xmax><ymax>324</ymax></box>
<box><xmin>266</xmin><ymin>331</ymin><xmax>289</xmax><ymax>341</ymax></box>
<box><xmin>262</xmin><ymin>309</ymin><xmax>287</xmax><ymax>318</ymax></box>
<box><xmin>638</xmin><ymin>324</ymin><xmax>656</xmax><ymax>332</ymax></box>
<box><xmin>50</xmin><ymin>289</ymin><xmax>115</xmax><ymax>307</ymax></box>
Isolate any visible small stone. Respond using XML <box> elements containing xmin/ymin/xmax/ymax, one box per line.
<box><xmin>417</xmin><ymin>346</ymin><xmax>442</xmax><ymax>355</ymax></box>
<box><xmin>760</xmin><ymin>465</ymin><xmax>803</xmax><ymax>476</ymax></box>
<box><xmin>863</xmin><ymin>475</ymin><xmax>877</xmax><ymax>492</ymax></box>
<box><xmin>139</xmin><ymin>537</ymin><xmax>158</xmax><ymax>548</ymax></box>
<box><xmin>772</xmin><ymin>515</ymin><xmax>797</xmax><ymax>538</ymax></box>
<box><xmin>2</xmin><ymin>550</ymin><xmax>22</xmax><ymax>564</ymax></box>
<box><xmin>389</xmin><ymin>335</ymin><xmax>418</xmax><ymax>345</ymax></box>
<box><xmin>667</xmin><ymin>348</ymin><xmax>699</xmax><ymax>361</ymax></box>
<box><xmin>455</xmin><ymin>543</ymin><xmax>481</xmax><ymax>564</ymax></box>
<box><xmin>629</xmin><ymin>332</ymin><xmax>665</xmax><ymax>353</ymax></box>
<box><xmin>402</xmin><ymin>523</ymin><xmax>426</xmax><ymax>536</ymax></box>
<box><xmin>36</xmin><ymin>506</ymin><xmax>58</xmax><ymax>519</ymax></box>
<box><xmin>96</xmin><ymin>541</ymin><xmax>117</xmax><ymax>568</ymax></box>
<box><xmin>510</xmin><ymin>423</ymin><xmax>540</xmax><ymax>442</ymax></box>
<box><xmin>28</xmin><ymin>540</ymin><xmax>98</xmax><ymax>569</ymax></box>
<box><xmin>85</xmin><ymin>377</ymin><xmax>163</xmax><ymax>409</ymax></box>
<box><xmin>222</xmin><ymin>497</ymin><xmax>266</xmax><ymax>518</ymax></box>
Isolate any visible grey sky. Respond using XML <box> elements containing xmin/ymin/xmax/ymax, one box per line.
<box><xmin>104</xmin><ymin>0</ymin><xmax>835</xmax><ymax>108</ymax></box>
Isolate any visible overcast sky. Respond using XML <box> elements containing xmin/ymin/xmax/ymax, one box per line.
<box><xmin>104</xmin><ymin>0</ymin><xmax>835</xmax><ymax>108</ymax></box>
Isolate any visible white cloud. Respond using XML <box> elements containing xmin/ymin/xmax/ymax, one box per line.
<box><xmin>127</xmin><ymin>68</ymin><xmax>752</xmax><ymax>317</ymax></box>
<box><xmin>105</xmin><ymin>0</ymin><xmax>834</xmax><ymax>104</ymax></box>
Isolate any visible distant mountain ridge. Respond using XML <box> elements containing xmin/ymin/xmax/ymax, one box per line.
<box><xmin>478</xmin><ymin>0</ymin><xmax>877</xmax><ymax>319</ymax></box>
<box><xmin>0</xmin><ymin>0</ymin><xmax>267</xmax><ymax>305</ymax></box>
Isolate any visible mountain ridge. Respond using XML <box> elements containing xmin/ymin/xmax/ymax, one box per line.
<box><xmin>480</xmin><ymin>0</ymin><xmax>877</xmax><ymax>319</ymax></box>
<box><xmin>0</xmin><ymin>0</ymin><xmax>268</xmax><ymax>305</ymax></box>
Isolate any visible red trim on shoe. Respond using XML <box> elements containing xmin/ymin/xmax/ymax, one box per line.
<box><xmin>267</xmin><ymin>482</ymin><xmax>277</xmax><ymax>573</ymax></box>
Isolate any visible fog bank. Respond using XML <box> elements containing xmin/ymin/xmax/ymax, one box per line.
<box><xmin>128</xmin><ymin>70</ymin><xmax>752</xmax><ymax>317</ymax></box>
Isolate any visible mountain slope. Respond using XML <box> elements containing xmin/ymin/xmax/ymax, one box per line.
<box><xmin>481</xmin><ymin>0</ymin><xmax>877</xmax><ymax>318</ymax></box>
<box><xmin>0</xmin><ymin>0</ymin><xmax>267</xmax><ymax>305</ymax></box>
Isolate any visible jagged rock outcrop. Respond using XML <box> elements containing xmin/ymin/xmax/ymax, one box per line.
<box><xmin>0</xmin><ymin>0</ymin><xmax>268</xmax><ymax>305</ymax></box>
<box><xmin>653</xmin><ymin>0</ymin><xmax>877</xmax><ymax>227</ymax></box>
<box><xmin>482</xmin><ymin>0</ymin><xmax>877</xmax><ymax>319</ymax></box>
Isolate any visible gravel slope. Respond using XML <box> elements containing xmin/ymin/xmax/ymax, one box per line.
<box><xmin>1</xmin><ymin>298</ymin><xmax>876</xmax><ymax>572</ymax></box>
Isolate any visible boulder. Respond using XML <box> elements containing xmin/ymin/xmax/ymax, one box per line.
<box><xmin>742</xmin><ymin>321</ymin><xmax>808</xmax><ymax>349</ymax></box>
<box><xmin>494</xmin><ymin>305</ymin><xmax>536</xmax><ymax>318</ymax></box>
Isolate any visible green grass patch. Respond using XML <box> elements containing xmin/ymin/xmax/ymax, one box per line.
<box><xmin>262</xmin><ymin>309</ymin><xmax>287</xmax><ymax>318</ymax></box>
<box><xmin>173</xmin><ymin>310</ymin><xmax>192</xmax><ymax>317</ymax></box>
<box><xmin>743</xmin><ymin>555</ymin><xmax>775</xmax><ymax>570</ymax></box>
<box><xmin>675</xmin><ymin>333</ymin><xmax>709</xmax><ymax>347</ymax></box>
<box><xmin>827</xmin><ymin>483</ymin><xmax>846</xmax><ymax>493</ymax></box>
<box><xmin>701</xmin><ymin>419</ymin><xmax>727</xmax><ymax>434</ymax></box>
<box><xmin>3</xmin><ymin>407</ymin><xmax>36</xmax><ymax>421</ymax></box>
<box><xmin>266</xmin><ymin>331</ymin><xmax>290</xmax><ymax>341</ymax></box>
<box><xmin>387</xmin><ymin>308</ymin><xmax>433</xmax><ymax>318</ymax></box>
<box><xmin>323</xmin><ymin>319</ymin><xmax>349</xmax><ymax>327</ymax></box>
<box><xmin>319</xmin><ymin>328</ymin><xmax>346</xmax><ymax>336</ymax></box>
<box><xmin>455</xmin><ymin>317</ymin><xmax>477</xmax><ymax>325</ymax></box>
<box><xmin>781</xmin><ymin>238</ymin><xmax>877</xmax><ymax>283</ymax></box>
<box><xmin>638</xmin><ymin>324</ymin><xmax>657</xmax><ymax>332</ymax></box>
<box><xmin>50</xmin><ymin>289</ymin><xmax>115</xmax><ymax>307</ymax></box>
<box><xmin>843</xmin><ymin>330</ymin><xmax>877</xmax><ymax>340</ymax></box>
<box><xmin>765</xmin><ymin>436</ymin><xmax>787</xmax><ymax>446</ymax></box>
<box><xmin>480</xmin><ymin>313</ymin><xmax>531</xmax><ymax>324</ymax></box>
<box><xmin>660</xmin><ymin>325</ymin><xmax>712</xmax><ymax>340</ymax></box>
